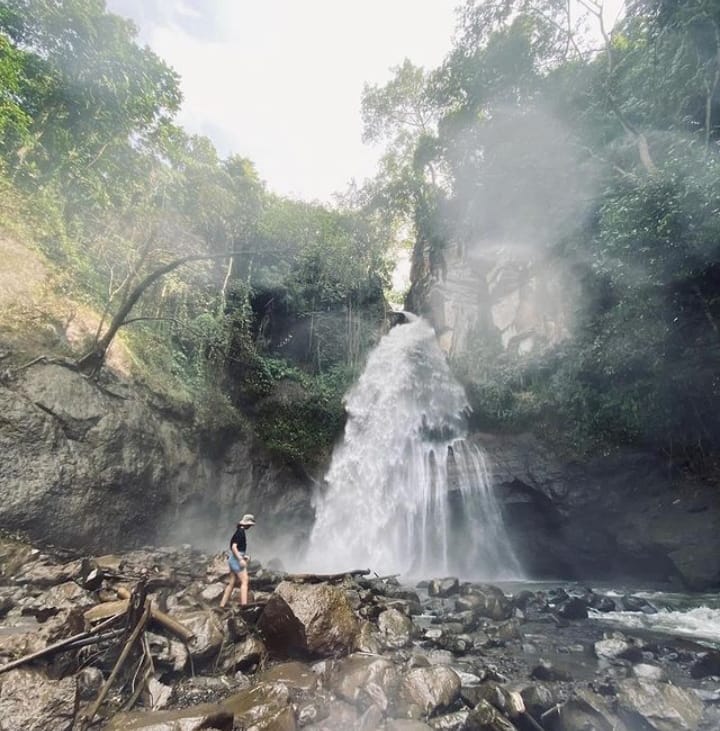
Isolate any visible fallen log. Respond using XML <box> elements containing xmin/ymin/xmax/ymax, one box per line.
<box><xmin>81</xmin><ymin>599</ymin><xmax>152</xmax><ymax>728</ymax></box>
<box><xmin>115</xmin><ymin>587</ymin><xmax>195</xmax><ymax>643</ymax></box>
<box><xmin>0</xmin><ymin>611</ymin><xmax>126</xmax><ymax>675</ymax></box>
<box><xmin>84</xmin><ymin>600</ymin><xmax>128</xmax><ymax>623</ymax></box>
<box><xmin>283</xmin><ymin>568</ymin><xmax>371</xmax><ymax>584</ymax></box>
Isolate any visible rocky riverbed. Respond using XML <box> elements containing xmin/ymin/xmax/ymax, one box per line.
<box><xmin>0</xmin><ymin>535</ymin><xmax>718</xmax><ymax>730</ymax></box>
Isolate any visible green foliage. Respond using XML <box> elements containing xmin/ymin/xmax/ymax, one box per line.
<box><xmin>361</xmin><ymin>0</ymin><xmax>720</xmax><ymax>472</ymax></box>
<box><xmin>253</xmin><ymin>363</ymin><xmax>354</xmax><ymax>465</ymax></box>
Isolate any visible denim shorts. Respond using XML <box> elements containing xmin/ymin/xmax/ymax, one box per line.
<box><xmin>228</xmin><ymin>555</ymin><xmax>246</xmax><ymax>574</ymax></box>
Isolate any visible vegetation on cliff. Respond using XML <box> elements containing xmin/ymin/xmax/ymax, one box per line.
<box><xmin>0</xmin><ymin>0</ymin><xmax>392</xmax><ymax>466</ymax></box>
<box><xmin>362</xmin><ymin>0</ymin><xmax>720</xmax><ymax>472</ymax></box>
<box><xmin>3</xmin><ymin>0</ymin><xmax>720</xmax><ymax>475</ymax></box>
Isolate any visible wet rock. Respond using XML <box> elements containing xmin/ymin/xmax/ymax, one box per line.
<box><xmin>632</xmin><ymin>663</ymin><xmax>666</xmax><ymax>682</ymax></box>
<box><xmin>330</xmin><ymin>654</ymin><xmax>400</xmax><ymax>711</ymax></box>
<box><xmin>146</xmin><ymin>632</ymin><xmax>188</xmax><ymax>672</ymax></box>
<box><xmin>304</xmin><ymin>699</ymin><xmax>361</xmax><ymax>730</ymax></box>
<box><xmin>543</xmin><ymin>690</ymin><xmax>627</xmax><ymax>731</ymax></box>
<box><xmin>556</xmin><ymin>597</ymin><xmax>588</xmax><ymax>620</ymax></box>
<box><xmin>200</xmin><ymin>581</ymin><xmax>226</xmax><ymax>602</ymax></box>
<box><xmin>378</xmin><ymin>607</ymin><xmax>414</xmax><ymax>649</ymax></box>
<box><xmin>0</xmin><ymin>668</ymin><xmax>77</xmax><ymax>731</ymax></box>
<box><xmin>172</xmin><ymin>609</ymin><xmax>224</xmax><ymax>663</ymax></box>
<box><xmin>530</xmin><ymin>660</ymin><xmax>572</xmax><ymax>682</ymax></box>
<box><xmin>260</xmin><ymin>661</ymin><xmax>319</xmax><ymax>694</ymax></box>
<box><xmin>487</xmin><ymin>618</ymin><xmax>522</xmax><ymax>642</ymax></box>
<box><xmin>619</xmin><ymin>595</ymin><xmax>657</xmax><ymax>613</ymax></box>
<box><xmin>517</xmin><ymin>683</ymin><xmax>554</xmax><ymax>720</ymax></box>
<box><xmin>465</xmin><ymin>699</ymin><xmax>518</xmax><ymax>730</ymax></box>
<box><xmin>20</xmin><ymin>581</ymin><xmax>93</xmax><ymax>621</ymax></box>
<box><xmin>223</xmin><ymin>681</ymin><xmax>295</xmax><ymax>729</ymax></box>
<box><xmin>690</xmin><ymin>650</ymin><xmax>720</xmax><ymax>679</ymax></box>
<box><xmin>258</xmin><ymin>581</ymin><xmax>359</xmax><ymax>659</ymax></box>
<box><xmin>460</xmin><ymin>584</ymin><xmax>512</xmax><ymax>621</ymax></box>
<box><xmin>429</xmin><ymin>578</ymin><xmax>460</xmax><ymax>598</ymax></box>
<box><xmin>396</xmin><ymin>665</ymin><xmax>462</xmax><ymax>718</ymax></box>
<box><xmin>355</xmin><ymin>620</ymin><xmax>383</xmax><ymax>654</ymax></box>
<box><xmin>358</xmin><ymin>704</ymin><xmax>384</xmax><ymax>731</ymax></box>
<box><xmin>589</xmin><ymin>594</ymin><xmax>616</xmax><ymax>612</ymax></box>
<box><xmin>76</xmin><ymin>666</ymin><xmax>104</xmax><ymax>702</ymax></box>
<box><xmin>616</xmin><ymin>678</ymin><xmax>704</xmax><ymax>731</ymax></box>
<box><xmin>594</xmin><ymin>636</ymin><xmax>637</xmax><ymax>661</ymax></box>
<box><xmin>12</xmin><ymin>559</ymin><xmax>81</xmax><ymax>589</ymax></box>
<box><xmin>429</xmin><ymin>708</ymin><xmax>470</xmax><ymax>729</ymax></box>
<box><xmin>220</xmin><ymin>634</ymin><xmax>266</xmax><ymax>673</ymax></box>
<box><xmin>105</xmin><ymin>704</ymin><xmax>233</xmax><ymax>730</ymax></box>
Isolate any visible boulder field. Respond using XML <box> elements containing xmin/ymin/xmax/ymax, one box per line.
<box><xmin>0</xmin><ymin>536</ymin><xmax>718</xmax><ymax>730</ymax></box>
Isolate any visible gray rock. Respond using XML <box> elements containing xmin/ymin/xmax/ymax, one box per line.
<box><xmin>464</xmin><ymin>699</ymin><xmax>518</xmax><ymax>730</ymax></box>
<box><xmin>258</xmin><ymin>581</ymin><xmax>359</xmax><ymax>659</ymax></box>
<box><xmin>0</xmin><ymin>669</ymin><xmax>77</xmax><ymax>731</ymax></box>
<box><xmin>632</xmin><ymin>663</ymin><xmax>667</xmax><ymax>682</ymax></box>
<box><xmin>378</xmin><ymin>607</ymin><xmax>414</xmax><ymax>649</ymax></box>
<box><xmin>0</xmin><ymin>363</ymin><xmax>313</xmax><ymax>556</ymax></box>
<box><xmin>616</xmin><ymin>678</ymin><xmax>704</xmax><ymax>731</ymax></box>
<box><xmin>330</xmin><ymin>654</ymin><xmax>399</xmax><ymax>711</ymax></box>
<box><xmin>396</xmin><ymin>666</ymin><xmax>462</xmax><ymax>718</ymax></box>
<box><xmin>106</xmin><ymin>704</ymin><xmax>234</xmax><ymax>731</ymax></box>
<box><xmin>429</xmin><ymin>578</ymin><xmax>460</xmax><ymax>598</ymax></box>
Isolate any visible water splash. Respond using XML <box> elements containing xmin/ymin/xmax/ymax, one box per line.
<box><xmin>304</xmin><ymin>315</ymin><xmax>522</xmax><ymax>579</ymax></box>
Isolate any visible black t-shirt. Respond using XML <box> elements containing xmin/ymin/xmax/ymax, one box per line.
<box><xmin>230</xmin><ymin>527</ymin><xmax>247</xmax><ymax>554</ymax></box>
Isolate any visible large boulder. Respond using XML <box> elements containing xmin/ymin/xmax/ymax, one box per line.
<box><xmin>330</xmin><ymin>654</ymin><xmax>400</xmax><ymax>712</ymax></box>
<box><xmin>258</xmin><ymin>581</ymin><xmax>359</xmax><ymax>659</ymax></box>
<box><xmin>615</xmin><ymin>679</ymin><xmax>704</xmax><ymax>731</ymax></box>
<box><xmin>459</xmin><ymin>584</ymin><xmax>513</xmax><ymax>621</ymax></box>
<box><xmin>171</xmin><ymin>609</ymin><xmax>224</xmax><ymax>663</ymax></box>
<box><xmin>396</xmin><ymin>666</ymin><xmax>462</xmax><ymax>719</ymax></box>
<box><xmin>378</xmin><ymin>607</ymin><xmax>414</xmax><ymax>649</ymax></box>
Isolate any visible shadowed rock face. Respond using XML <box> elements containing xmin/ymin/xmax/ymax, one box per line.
<box><xmin>476</xmin><ymin>432</ymin><xmax>720</xmax><ymax>590</ymax></box>
<box><xmin>0</xmin><ymin>362</ymin><xmax>312</xmax><ymax>554</ymax></box>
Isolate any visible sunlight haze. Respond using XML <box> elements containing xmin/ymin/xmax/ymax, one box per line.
<box><xmin>107</xmin><ymin>0</ymin><xmax>624</xmax><ymax>202</ymax></box>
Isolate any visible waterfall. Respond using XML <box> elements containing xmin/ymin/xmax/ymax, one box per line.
<box><xmin>304</xmin><ymin>315</ymin><xmax>521</xmax><ymax>579</ymax></box>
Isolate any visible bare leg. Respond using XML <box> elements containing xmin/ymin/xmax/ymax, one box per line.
<box><xmin>220</xmin><ymin>572</ymin><xmax>236</xmax><ymax>608</ymax></box>
<box><xmin>239</xmin><ymin>570</ymin><xmax>249</xmax><ymax>605</ymax></box>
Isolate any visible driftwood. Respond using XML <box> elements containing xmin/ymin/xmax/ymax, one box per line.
<box><xmin>84</xmin><ymin>600</ymin><xmax>128</xmax><ymax>623</ymax></box>
<box><xmin>81</xmin><ymin>598</ymin><xmax>152</xmax><ymax>728</ymax></box>
<box><xmin>115</xmin><ymin>587</ymin><xmax>195</xmax><ymax>643</ymax></box>
<box><xmin>284</xmin><ymin>568</ymin><xmax>371</xmax><ymax>584</ymax></box>
<box><xmin>0</xmin><ymin>611</ymin><xmax>126</xmax><ymax>675</ymax></box>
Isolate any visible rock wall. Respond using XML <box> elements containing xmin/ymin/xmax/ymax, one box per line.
<box><xmin>409</xmin><ymin>242</ymin><xmax>576</xmax><ymax>357</ymax></box>
<box><xmin>0</xmin><ymin>362</ymin><xmax>313</xmax><ymax>557</ymax></box>
<box><xmin>476</xmin><ymin>432</ymin><xmax>720</xmax><ymax>590</ymax></box>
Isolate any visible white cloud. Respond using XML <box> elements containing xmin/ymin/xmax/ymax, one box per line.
<box><xmin>108</xmin><ymin>0</ymin><xmax>625</xmax><ymax>202</ymax></box>
<box><xmin>108</xmin><ymin>0</ymin><xmax>457</xmax><ymax>201</ymax></box>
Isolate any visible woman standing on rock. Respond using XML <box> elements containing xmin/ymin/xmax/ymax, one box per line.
<box><xmin>220</xmin><ymin>513</ymin><xmax>255</xmax><ymax>607</ymax></box>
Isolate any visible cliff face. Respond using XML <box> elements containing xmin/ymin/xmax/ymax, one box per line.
<box><xmin>407</xmin><ymin>242</ymin><xmax>576</xmax><ymax>358</ymax></box>
<box><xmin>476</xmin><ymin>432</ymin><xmax>720</xmax><ymax>591</ymax></box>
<box><xmin>0</xmin><ymin>362</ymin><xmax>313</xmax><ymax>556</ymax></box>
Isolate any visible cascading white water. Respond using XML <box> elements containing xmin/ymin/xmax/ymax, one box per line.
<box><xmin>304</xmin><ymin>315</ymin><xmax>522</xmax><ymax>579</ymax></box>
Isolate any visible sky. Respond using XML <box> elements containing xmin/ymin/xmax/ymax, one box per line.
<box><xmin>107</xmin><ymin>0</ymin><xmax>624</xmax><ymax>203</ymax></box>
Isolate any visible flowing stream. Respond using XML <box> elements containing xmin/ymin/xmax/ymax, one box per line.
<box><xmin>305</xmin><ymin>315</ymin><xmax>521</xmax><ymax>579</ymax></box>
